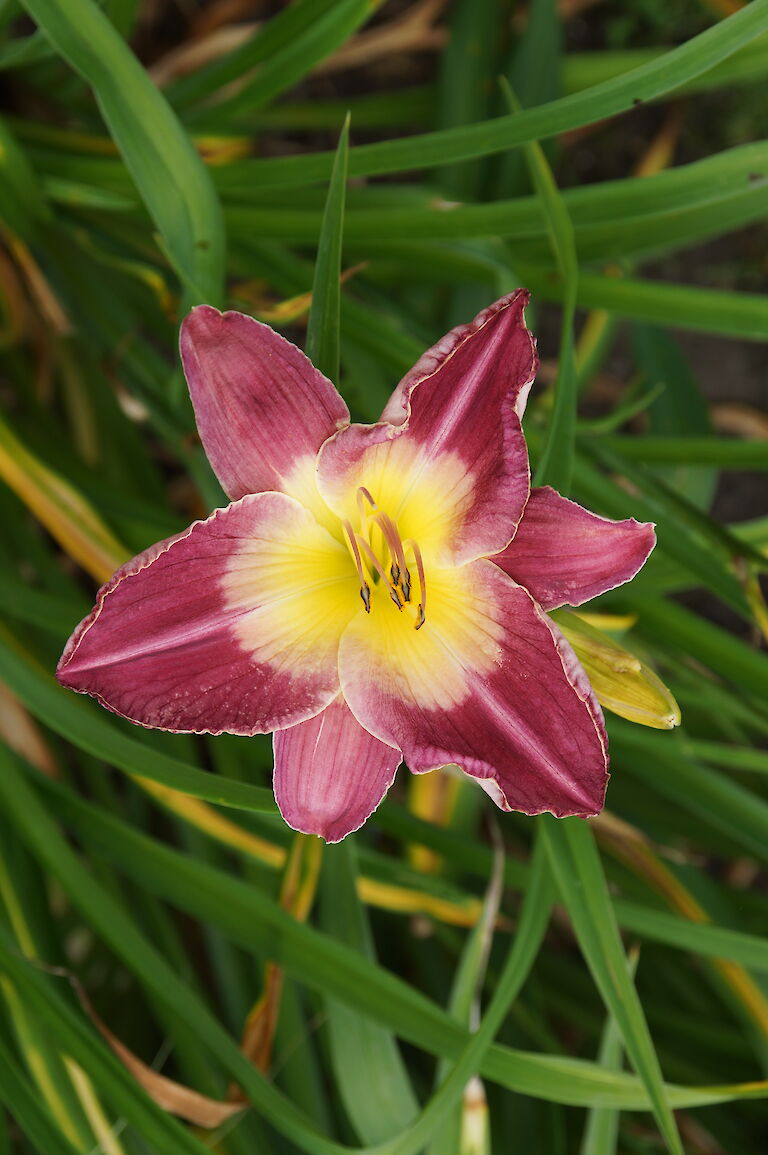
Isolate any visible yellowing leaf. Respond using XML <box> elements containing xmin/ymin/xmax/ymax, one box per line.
<box><xmin>0</xmin><ymin>415</ymin><xmax>126</xmax><ymax>582</ymax></box>
<box><xmin>553</xmin><ymin>609</ymin><xmax>681</xmax><ymax>730</ymax></box>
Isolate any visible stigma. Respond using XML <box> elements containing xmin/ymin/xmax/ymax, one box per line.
<box><xmin>342</xmin><ymin>488</ymin><xmax>427</xmax><ymax>630</ymax></box>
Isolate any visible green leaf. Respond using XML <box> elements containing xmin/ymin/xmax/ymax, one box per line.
<box><xmin>613</xmin><ymin>901</ymin><xmax>768</xmax><ymax>972</ymax></box>
<box><xmin>166</xmin><ymin>0</ymin><xmax>341</xmax><ymax>108</ymax></box>
<box><xmin>540</xmin><ymin>816</ymin><xmax>683</xmax><ymax>1155</ymax></box>
<box><xmin>591</xmin><ymin>436</ymin><xmax>768</xmax><ymax>469</ymax></box>
<box><xmin>27</xmin><ymin>763</ymin><xmax>762</xmax><ymax>1114</ymax></box>
<box><xmin>0</xmin><ymin>1036</ymin><xmax>82</xmax><ymax>1155</ymax></box>
<box><xmin>306</xmin><ymin>115</ymin><xmax>350</xmax><ymax>383</ymax></box>
<box><xmin>579</xmin><ymin>951</ymin><xmax>639</xmax><ymax>1155</ymax></box>
<box><xmin>204</xmin><ymin>0</ymin><xmax>379</xmax><ymax>121</ymax></box>
<box><xmin>320</xmin><ymin>838</ymin><xmax>419</xmax><ymax>1144</ymax></box>
<box><xmin>0</xmin><ymin>630</ymin><xmax>277</xmax><ymax>813</ymax></box>
<box><xmin>500</xmin><ymin>82</ymin><xmax>577</xmax><ymax>496</ymax></box>
<box><xmin>244</xmin><ymin>1</ymin><xmax>768</xmax><ymax>187</ymax></box>
<box><xmin>522</xmin><ymin>268</ymin><xmax>768</xmax><ymax>342</ymax></box>
<box><xmin>19</xmin><ymin>0</ymin><xmax>225</xmax><ymax>305</ymax></box>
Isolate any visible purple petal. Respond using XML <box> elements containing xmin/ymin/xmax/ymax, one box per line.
<box><xmin>57</xmin><ymin>493</ymin><xmax>358</xmax><ymax>735</ymax></box>
<box><xmin>180</xmin><ymin>306</ymin><xmax>349</xmax><ymax>501</ymax></box>
<box><xmin>340</xmin><ymin>560</ymin><xmax>608</xmax><ymax>818</ymax></box>
<box><xmin>381</xmin><ymin>288</ymin><xmax>538</xmax><ymax>425</ymax></box>
<box><xmin>495</xmin><ymin>486</ymin><xmax>656</xmax><ymax>609</ymax></box>
<box><xmin>316</xmin><ymin>291</ymin><xmax>537</xmax><ymax>565</ymax></box>
<box><xmin>273</xmin><ymin>696</ymin><xmax>401</xmax><ymax>842</ymax></box>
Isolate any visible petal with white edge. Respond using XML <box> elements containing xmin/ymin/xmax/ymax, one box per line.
<box><xmin>494</xmin><ymin>486</ymin><xmax>656</xmax><ymax>610</ymax></box>
<box><xmin>274</xmin><ymin>696</ymin><xmax>401</xmax><ymax>842</ymax></box>
<box><xmin>58</xmin><ymin>493</ymin><xmax>359</xmax><ymax>735</ymax></box>
<box><xmin>316</xmin><ymin>291</ymin><xmax>537</xmax><ymax>566</ymax></box>
<box><xmin>180</xmin><ymin>306</ymin><xmax>349</xmax><ymax>514</ymax></box>
<box><xmin>340</xmin><ymin>560</ymin><xmax>608</xmax><ymax>818</ymax></box>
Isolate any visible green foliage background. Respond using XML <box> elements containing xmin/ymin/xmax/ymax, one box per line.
<box><xmin>0</xmin><ymin>1</ymin><xmax>767</xmax><ymax>1152</ymax></box>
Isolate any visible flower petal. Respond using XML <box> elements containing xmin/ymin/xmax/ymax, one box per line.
<box><xmin>57</xmin><ymin>493</ymin><xmax>359</xmax><ymax>735</ymax></box>
<box><xmin>381</xmin><ymin>288</ymin><xmax>538</xmax><ymax>425</ymax></box>
<box><xmin>316</xmin><ymin>291</ymin><xmax>537</xmax><ymax>565</ymax></box>
<box><xmin>273</xmin><ymin>696</ymin><xmax>401</xmax><ymax>842</ymax></box>
<box><xmin>180</xmin><ymin>306</ymin><xmax>349</xmax><ymax>503</ymax></box>
<box><xmin>339</xmin><ymin>560</ymin><xmax>608</xmax><ymax>818</ymax></box>
<box><xmin>494</xmin><ymin>486</ymin><xmax>656</xmax><ymax>610</ymax></box>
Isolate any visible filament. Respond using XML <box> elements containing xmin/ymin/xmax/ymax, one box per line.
<box><xmin>404</xmin><ymin>539</ymin><xmax>427</xmax><ymax>629</ymax></box>
<box><xmin>356</xmin><ymin>535</ymin><xmax>403</xmax><ymax>609</ymax></box>
<box><xmin>342</xmin><ymin>520</ymin><xmax>371</xmax><ymax>613</ymax></box>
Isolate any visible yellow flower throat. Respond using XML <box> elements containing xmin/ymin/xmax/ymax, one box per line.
<box><xmin>342</xmin><ymin>487</ymin><xmax>427</xmax><ymax>630</ymax></box>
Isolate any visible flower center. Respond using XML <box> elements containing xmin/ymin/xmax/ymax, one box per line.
<box><xmin>342</xmin><ymin>487</ymin><xmax>427</xmax><ymax>630</ymax></box>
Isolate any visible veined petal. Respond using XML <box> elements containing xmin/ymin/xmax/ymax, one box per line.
<box><xmin>382</xmin><ymin>289</ymin><xmax>538</xmax><ymax>425</ymax></box>
<box><xmin>316</xmin><ymin>291</ymin><xmax>537</xmax><ymax>565</ymax></box>
<box><xmin>57</xmin><ymin>493</ymin><xmax>358</xmax><ymax>735</ymax></box>
<box><xmin>273</xmin><ymin>696</ymin><xmax>401</xmax><ymax>842</ymax></box>
<box><xmin>494</xmin><ymin>486</ymin><xmax>656</xmax><ymax>610</ymax></box>
<box><xmin>180</xmin><ymin>306</ymin><xmax>349</xmax><ymax>507</ymax></box>
<box><xmin>339</xmin><ymin>560</ymin><xmax>608</xmax><ymax>818</ymax></box>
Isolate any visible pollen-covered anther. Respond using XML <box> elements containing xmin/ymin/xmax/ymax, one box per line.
<box><xmin>373</xmin><ymin>511</ymin><xmax>410</xmax><ymax>602</ymax></box>
<box><xmin>353</xmin><ymin>486</ymin><xmax>424</xmax><ymax>624</ymax></box>
<box><xmin>404</xmin><ymin>538</ymin><xmax>427</xmax><ymax>630</ymax></box>
<box><xmin>357</xmin><ymin>536</ymin><xmax>403</xmax><ymax>609</ymax></box>
<box><xmin>342</xmin><ymin>519</ymin><xmax>371</xmax><ymax>614</ymax></box>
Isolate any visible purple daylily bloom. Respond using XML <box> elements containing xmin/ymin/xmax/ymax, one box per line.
<box><xmin>57</xmin><ymin>292</ymin><xmax>655</xmax><ymax>842</ymax></box>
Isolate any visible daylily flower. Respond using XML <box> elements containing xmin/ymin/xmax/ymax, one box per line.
<box><xmin>57</xmin><ymin>291</ymin><xmax>655</xmax><ymax>842</ymax></box>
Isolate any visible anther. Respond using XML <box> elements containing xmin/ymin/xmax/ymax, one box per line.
<box><xmin>373</xmin><ymin>512</ymin><xmax>410</xmax><ymax>602</ymax></box>
<box><xmin>403</xmin><ymin>538</ymin><xmax>427</xmax><ymax>630</ymax></box>
<box><xmin>357</xmin><ymin>486</ymin><xmax>377</xmax><ymax>523</ymax></box>
<box><xmin>357</xmin><ymin>536</ymin><xmax>403</xmax><ymax>609</ymax></box>
<box><xmin>343</xmin><ymin>520</ymin><xmax>371</xmax><ymax>614</ymax></box>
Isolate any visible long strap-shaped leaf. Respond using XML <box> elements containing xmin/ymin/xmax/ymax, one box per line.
<box><xmin>20</xmin><ymin>758</ymin><xmax>766</xmax><ymax>1116</ymax></box>
<box><xmin>320</xmin><ymin>839</ymin><xmax>420</xmax><ymax>1145</ymax></box>
<box><xmin>0</xmin><ymin>1034</ymin><xmax>84</xmax><ymax>1155</ymax></box>
<box><xmin>246</xmin><ymin>0</ymin><xmax>768</xmax><ymax>187</ymax></box>
<box><xmin>19</xmin><ymin>0</ymin><xmax>225</xmax><ymax>306</ymax></box>
<box><xmin>0</xmin><ymin>630</ymin><xmax>277</xmax><ymax>814</ymax></box>
<box><xmin>501</xmin><ymin>81</ymin><xmax>578</xmax><ymax>497</ymax></box>
<box><xmin>540</xmin><ymin>815</ymin><xmax>682</xmax><ymax>1155</ymax></box>
<box><xmin>306</xmin><ymin>115</ymin><xmax>350</xmax><ymax>383</ymax></box>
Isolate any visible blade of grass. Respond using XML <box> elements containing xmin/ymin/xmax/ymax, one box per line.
<box><xmin>593</xmin><ymin>437</ymin><xmax>768</xmax><ymax>468</ymax></box>
<box><xmin>613</xmin><ymin>902</ymin><xmax>768</xmax><ymax>972</ymax></box>
<box><xmin>522</xmin><ymin>268</ymin><xmax>768</xmax><ymax>343</ymax></box>
<box><xmin>540</xmin><ymin>815</ymin><xmax>683</xmax><ymax>1155</ymax></box>
<box><xmin>320</xmin><ymin>838</ymin><xmax>419</xmax><ymax>1144</ymax></box>
<box><xmin>579</xmin><ymin>951</ymin><xmax>640</xmax><ymax>1155</ymax></box>
<box><xmin>22</xmin><ymin>757</ymin><xmax>765</xmax><ymax>1113</ymax></box>
<box><xmin>306</xmin><ymin>115</ymin><xmax>350</xmax><ymax>383</ymax></box>
<box><xmin>500</xmin><ymin>82</ymin><xmax>577</xmax><ymax>495</ymax></box>
<box><xmin>165</xmin><ymin>0</ymin><xmax>343</xmax><ymax>107</ymax></box>
<box><xmin>209</xmin><ymin>1</ymin><xmax>380</xmax><ymax>121</ymax></box>
<box><xmin>426</xmin><ymin>824</ymin><xmax>506</xmax><ymax>1155</ymax></box>
<box><xmin>244</xmin><ymin>1</ymin><xmax>768</xmax><ymax>187</ymax></box>
<box><xmin>0</xmin><ymin>629</ymin><xmax>277</xmax><ymax>813</ymax></box>
<box><xmin>19</xmin><ymin>0</ymin><xmax>224</xmax><ymax>305</ymax></box>
<box><xmin>0</xmin><ymin>1036</ymin><xmax>83</xmax><ymax>1155</ymax></box>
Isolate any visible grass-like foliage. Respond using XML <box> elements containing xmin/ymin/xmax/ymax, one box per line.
<box><xmin>1</xmin><ymin>2</ymin><xmax>767</xmax><ymax>1152</ymax></box>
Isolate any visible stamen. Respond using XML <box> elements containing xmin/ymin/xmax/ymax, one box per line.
<box><xmin>373</xmin><ymin>512</ymin><xmax>410</xmax><ymax>602</ymax></box>
<box><xmin>356</xmin><ymin>536</ymin><xmax>403</xmax><ymax>609</ymax></box>
<box><xmin>342</xmin><ymin>520</ymin><xmax>371</xmax><ymax>613</ymax></box>
<box><xmin>404</xmin><ymin>538</ymin><xmax>427</xmax><ymax>630</ymax></box>
<box><xmin>356</xmin><ymin>486</ymin><xmax>377</xmax><ymax>523</ymax></box>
